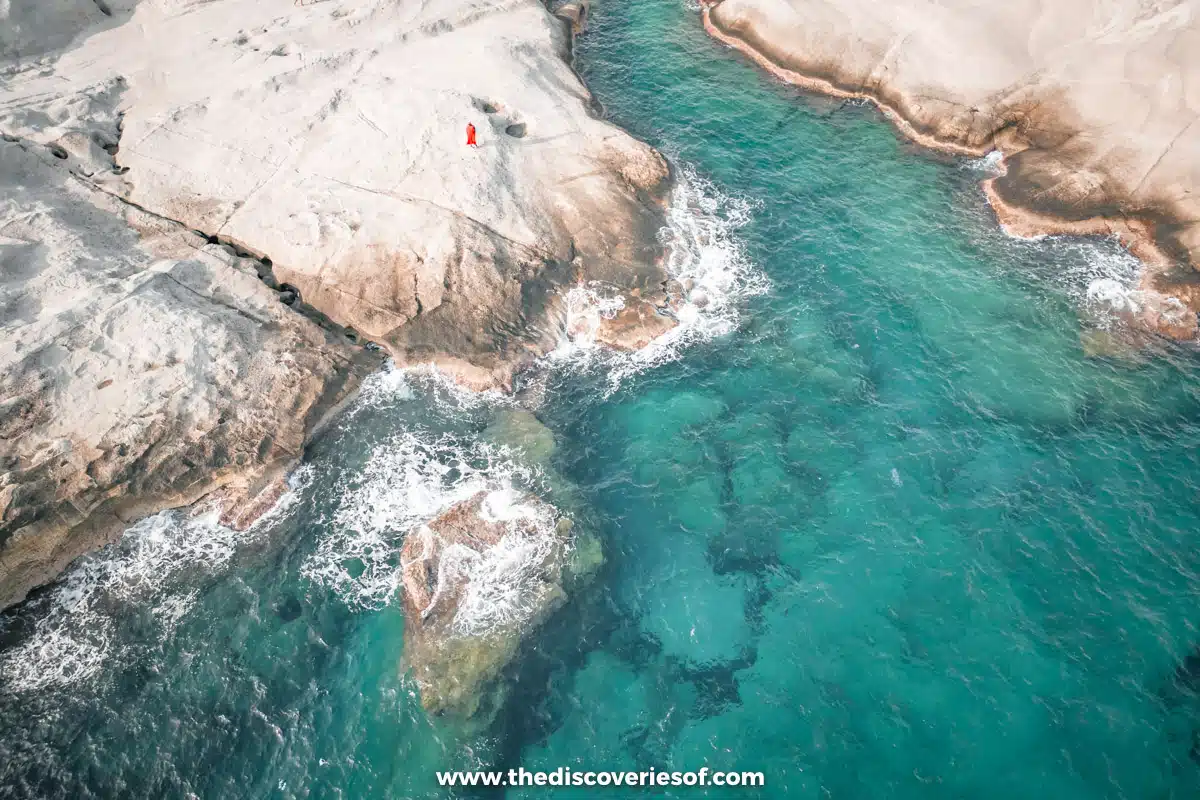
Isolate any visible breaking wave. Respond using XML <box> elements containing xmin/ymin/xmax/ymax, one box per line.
<box><xmin>451</xmin><ymin>488</ymin><xmax>565</xmax><ymax>637</ymax></box>
<box><xmin>301</xmin><ymin>431</ymin><xmax>543</xmax><ymax>612</ymax></box>
<box><xmin>338</xmin><ymin>363</ymin><xmax>512</xmax><ymax>426</ymax></box>
<box><xmin>963</xmin><ymin>149</ymin><xmax>1005</xmax><ymax>176</ymax></box>
<box><xmin>0</xmin><ymin>511</ymin><xmax>235</xmax><ymax>693</ymax></box>
<box><xmin>548</xmin><ymin>163</ymin><xmax>768</xmax><ymax>394</ymax></box>
<box><xmin>961</xmin><ymin>150</ymin><xmax>1152</xmax><ymax>329</ymax></box>
<box><xmin>0</xmin><ymin>469</ymin><xmax>314</xmax><ymax>694</ymax></box>
<box><xmin>1002</xmin><ymin>232</ymin><xmax>1146</xmax><ymax>328</ymax></box>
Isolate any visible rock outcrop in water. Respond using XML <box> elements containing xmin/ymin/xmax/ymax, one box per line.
<box><xmin>400</xmin><ymin>411</ymin><xmax>602</xmax><ymax>721</ymax></box>
<box><xmin>703</xmin><ymin>0</ymin><xmax>1200</xmax><ymax>340</ymax></box>
<box><xmin>399</xmin><ymin>489</ymin><xmax>593</xmax><ymax>721</ymax></box>
<box><xmin>0</xmin><ymin>0</ymin><xmax>674</xmax><ymax>609</ymax></box>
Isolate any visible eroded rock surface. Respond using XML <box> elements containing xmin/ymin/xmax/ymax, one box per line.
<box><xmin>400</xmin><ymin>489</ymin><xmax>596</xmax><ymax>720</ymax></box>
<box><xmin>704</xmin><ymin>0</ymin><xmax>1200</xmax><ymax>338</ymax></box>
<box><xmin>2</xmin><ymin>0</ymin><xmax>675</xmax><ymax>387</ymax></box>
<box><xmin>0</xmin><ymin>0</ymin><xmax>674</xmax><ymax>607</ymax></box>
<box><xmin>0</xmin><ymin>137</ymin><xmax>365</xmax><ymax>610</ymax></box>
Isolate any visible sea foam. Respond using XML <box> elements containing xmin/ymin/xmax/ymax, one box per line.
<box><xmin>0</xmin><ymin>469</ymin><xmax>314</xmax><ymax>693</ymax></box>
<box><xmin>547</xmin><ymin>163</ymin><xmax>767</xmax><ymax>394</ymax></box>
<box><xmin>300</xmin><ymin>430</ymin><xmax>548</xmax><ymax>614</ymax></box>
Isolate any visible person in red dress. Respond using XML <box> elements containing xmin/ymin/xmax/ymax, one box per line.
<box><xmin>466</xmin><ymin>123</ymin><xmax>477</xmax><ymax>147</ymax></box>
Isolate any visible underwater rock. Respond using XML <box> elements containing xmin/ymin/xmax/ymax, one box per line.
<box><xmin>399</xmin><ymin>489</ymin><xmax>589</xmax><ymax>721</ymax></box>
<box><xmin>482</xmin><ymin>409</ymin><xmax>557</xmax><ymax>466</ymax></box>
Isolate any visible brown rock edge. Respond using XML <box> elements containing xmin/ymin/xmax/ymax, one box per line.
<box><xmin>700</xmin><ymin>2</ymin><xmax>1200</xmax><ymax>341</ymax></box>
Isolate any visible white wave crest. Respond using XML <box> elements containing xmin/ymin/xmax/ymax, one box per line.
<box><xmin>1086</xmin><ymin>277</ymin><xmax>1142</xmax><ymax>314</ymax></box>
<box><xmin>0</xmin><ymin>511</ymin><xmax>240</xmax><ymax>693</ymax></box>
<box><xmin>0</xmin><ymin>465</ymin><xmax>318</xmax><ymax>694</ymax></box>
<box><xmin>246</xmin><ymin>464</ymin><xmax>316</xmax><ymax>532</ymax></box>
<box><xmin>548</xmin><ymin>163</ymin><xmax>768</xmax><ymax>394</ymax></box>
<box><xmin>449</xmin><ymin>487</ymin><xmax>565</xmax><ymax>637</ymax></box>
<box><xmin>341</xmin><ymin>362</ymin><xmax>415</xmax><ymax>421</ymax></box>
<box><xmin>1041</xmin><ymin>237</ymin><xmax>1144</xmax><ymax>326</ymax></box>
<box><xmin>964</xmin><ymin>149</ymin><xmax>1005</xmax><ymax>176</ymax></box>
<box><xmin>561</xmin><ymin>283</ymin><xmax>627</xmax><ymax>347</ymax></box>
<box><xmin>301</xmin><ymin>432</ymin><xmax>540</xmax><ymax>611</ymax></box>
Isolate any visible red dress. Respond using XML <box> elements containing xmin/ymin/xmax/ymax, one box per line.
<box><xmin>466</xmin><ymin>124</ymin><xmax>477</xmax><ymax>146</ymax></box>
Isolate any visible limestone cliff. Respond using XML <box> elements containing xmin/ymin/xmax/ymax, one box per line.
<box><xmin>0</xmin><ymin>0</ymin><xmax>674</xmax><ymax>608</ymax></box>
<box><xmin>0</xmin><ymin>135</ymin><xmax>367</xmax><ymax>610</ymax></box>
<box><xmin>704</xmin><ymin>0</ymin><xmax>1200</xmax><ymax>337</ymax></box>
<box><xmin>3</xmin><ymin>0</ymin><xmax>672</xmax><ymax>387</ymax></box>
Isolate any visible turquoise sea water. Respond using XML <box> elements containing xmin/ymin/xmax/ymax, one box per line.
<box><xmin>5</xmin><ymin>0</ymin><xmax>1200</xmax><ymax>797</ymax></box>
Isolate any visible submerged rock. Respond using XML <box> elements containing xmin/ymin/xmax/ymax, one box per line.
<box><xmin>399</xmin><ymin>489</ymin><xmax>597</xmax><ymax>721</ymax></box>
<box><xmin>482</xmin><ymin>409</ymin><xmax>557</xmax><ymax>466</ymax></box>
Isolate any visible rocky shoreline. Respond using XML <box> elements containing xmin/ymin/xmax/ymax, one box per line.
<box><xmin>0</xmin><ymin>0</ymin><xmax>678</xmax><ymax>611</ymax></box>
<box><xmin>702</xmin><ymin>0</ymin><xmax>1200</xmax><ymax>341</ymax></box>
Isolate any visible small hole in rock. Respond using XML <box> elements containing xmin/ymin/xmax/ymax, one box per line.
<box><xmin>218</xmin><ymin>415</ymin><xmax>227</xmax><ymax>425</ymax></box>
<box><xmin>47</xmin><ymin>144</ymin><xmax>68</xmax><ymax>160</ymax></box>
<box><xmin>344</xmin><ymin>328</ymin><xmax>359</xmax><ymax>343</ymax></box>
<box><xmin>3</xmin><ymin>134</ymin><xmax>19</xmax><ymax>143</ymax></box>
<box><xmin>505</xmin><ymin>122</ymin><xmax>527</xmax><ymax>138</ymax></box>
<box><xmin>278</xmin><ymin>284</ymin><xmax>299</xmax><ymax>306</ymax></box>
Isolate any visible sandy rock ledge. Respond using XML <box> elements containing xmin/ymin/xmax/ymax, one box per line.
<box><xmin>702</xmin><ymin>0</ymin><xmax>1200</xmax><ymax>341</ymax></box>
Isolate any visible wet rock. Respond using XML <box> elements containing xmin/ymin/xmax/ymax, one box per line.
<box><xmin>554</xmin><ymin>0</ymin><xmax>589</xmax><ymax>36</ymax></box>
<box><xmin>399</xmin><ymin>490</ymin><xmax>587</xmax><ymax>721</ymax></box>
<box><xmin>210</xmin><ymin>472</ymin><xmax>289</xmax><ymax>531</ymax></box>
<box><xmin>1132</xmin><ymin>292</ymin><xmax>1198</xmax><ymax>341</ymax></box>
<box><xmin>595</xmin><ymin>296</ymin><xmax>677</xmax><ymax>351</ymax></box>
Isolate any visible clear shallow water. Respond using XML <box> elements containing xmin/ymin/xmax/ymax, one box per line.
<box><xmin>5</xmin><ymin>0</ymin><xmax>1200</xmax><ymax>797</ymax></box>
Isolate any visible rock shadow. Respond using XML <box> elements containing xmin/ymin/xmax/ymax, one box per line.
<box><xmin>1</xmin><ymin>0</ymin><xmax>142</xmax><ymax>63</ymax></box>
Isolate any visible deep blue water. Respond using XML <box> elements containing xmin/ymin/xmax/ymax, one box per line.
<box><xmin>4</xmin><ymin>0</ymin><xmax>1200</xmax><ymax>797</ymax></box>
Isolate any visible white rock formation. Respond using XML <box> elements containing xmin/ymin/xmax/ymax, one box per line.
<box><xmin>704</xmin><ymin>0</ymin><xmax>1200</xmax><ymax>336</ymax></box>
<box><xmin>0</xmin><ymin>134</ymin><xmax>365</xmax><ymax>610</ymax></box>
<box><xmin>3</xmin><ymin>0</ymin><xmax>673</xmax><ymax>387</ymax></box>
<box><xmin>0</xmin><ymin>0</ymin><xmax>673</xmax><ymax>608</ymax></box>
